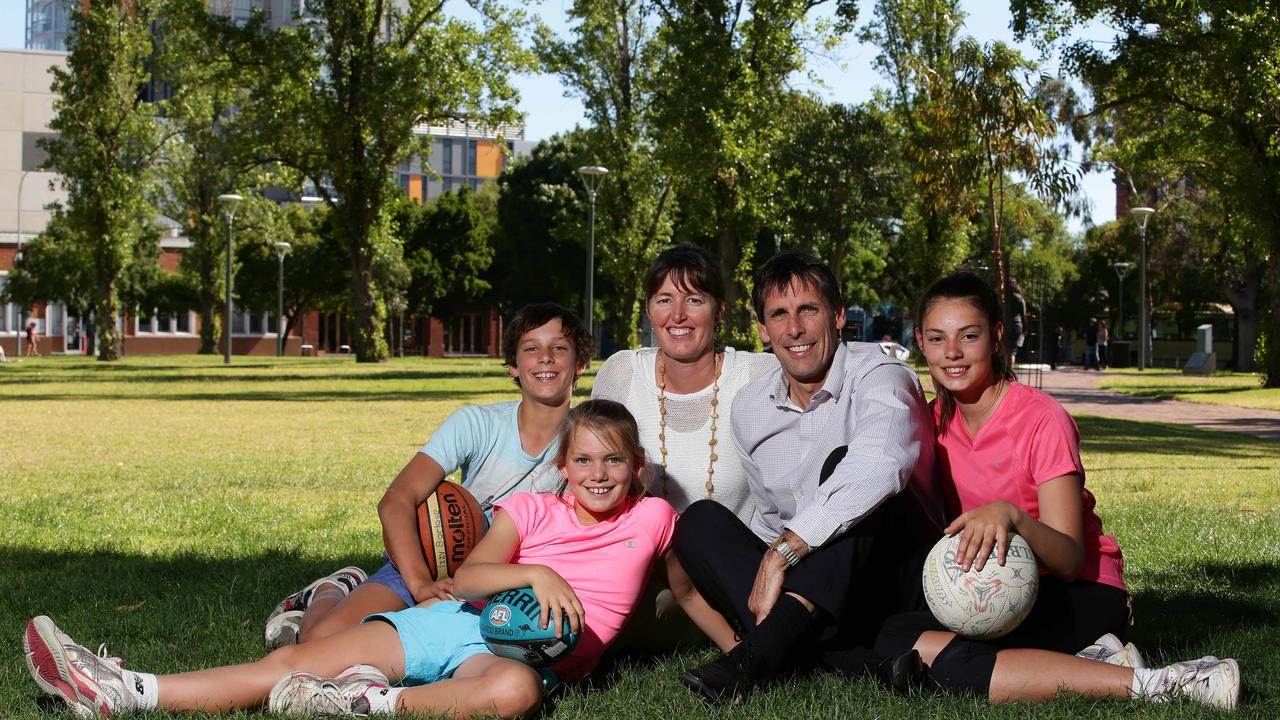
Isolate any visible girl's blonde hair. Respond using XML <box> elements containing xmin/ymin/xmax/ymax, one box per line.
<box><xmin>553</xmin><ymin>399</ymin><xmax>647</xmax><ymax>498</ymax></box>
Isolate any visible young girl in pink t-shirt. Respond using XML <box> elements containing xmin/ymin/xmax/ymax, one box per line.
<box><xmin>872</xmin><ymin>271</ymin><xmax>1241</xmax><ymax>711</ymax></box>
<box><xmin>24</xmin><ymin>400</ymin><xmax>677</xmax><ymax>719</ymax></box>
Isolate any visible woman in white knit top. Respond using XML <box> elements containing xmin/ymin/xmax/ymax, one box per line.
<box><xmin>592</xmin><ymin>244</ymin><xmax>776</xmax><ymax>649</ymax></box>
<box><xmin>592</xmin><ymin>246</ymin><xmax>777</xmax><ymax>522</ymax></box>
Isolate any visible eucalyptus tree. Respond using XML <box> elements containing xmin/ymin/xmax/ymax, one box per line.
<box><xmin>544</xmin><ymin>0</ymin><xmax>674</xmax><ymax>346</ymax></box>
<box><xmin>776</xmin><ymin>96</ymin><xmax>905</xmax><ymax>310</ymax></box>
<box><xmin>1012</xmin><ymin>0</ymin><xmax>1280</xmax><ymax>383</ymax></box>
<box><xmin>647</xmin><ymin>0</ymin><xmax>860</xmax><ymax>343</ymax></box>
<box><xmin>255</xmin><ymin>0</ymin><xmax>535</xmax><ymax>361</ymax></box>
<box><xmin>153</xmin><ymin>0</ymin><xmax>286</xmax><ymax>354</ymax></box>
<box><xmin>40</xmin><ymin>0</ymin><xmax>171</xmax><ymax>360</ymax></box>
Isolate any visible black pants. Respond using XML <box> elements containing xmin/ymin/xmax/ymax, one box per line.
<box><xmin>674</xmin><ymin>491</ymin><xmax>936</xmax><ymax>651</ymax></box>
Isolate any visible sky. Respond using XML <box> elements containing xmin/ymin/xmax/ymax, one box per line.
<box><xmin>0</xmin><ymin>0</ymin><xmax>1116</xmax><ymax>231</ymax></box>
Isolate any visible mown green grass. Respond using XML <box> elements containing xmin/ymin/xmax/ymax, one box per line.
<box><xmin>2</xmin><ymin>356</ymin><xmax>1277</xmax><ymax>718</ymax></box>
<box><xmin>1099</xmin><ymin>369</ymin><xmax>1280</xmax><ymax>412</ymax></box>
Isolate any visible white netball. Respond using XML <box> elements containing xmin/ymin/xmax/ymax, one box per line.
<box><xmin>921</xmin><ymin>532</ymin><xmax>1040</xmax><ymax>640</ymax></box>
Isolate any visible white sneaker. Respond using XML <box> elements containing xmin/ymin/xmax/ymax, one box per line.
<box><xmin>265</xmin><ymin>610</ymin><xmax>306</xmax><ymax>649</ymax></box>
<box><xmin>265</xmin><ymin>566</ymin><xmax>367</xmax><ymax>647</ymax></box>
<box><xmin>1076</xmin><ymin>632</ymin><xmax>1147</xmax><ymax>669</ymax></box>
<box><xmin>269</xmin><ymin>664</ymin><xmax>392</xmax><ymax>716</ymax></box>
<box><xmin>23</xmin><ymin>616</ymin><xmax>134</xmax><ymax>718</ymax></box>
<box><xmin>1149</xmin><ymin>657</ymin><xmax>1241</xmax><ymax>711</ymax></box>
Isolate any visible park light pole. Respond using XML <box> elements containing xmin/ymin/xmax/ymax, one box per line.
<box><xmin>273</xmin><ymin>241</ymin><xmax>292</xmax><ymax>357</ymax></box>
<box><xmin>1112</xmin><ymin>261</ymin><xmax>1132</xmax><ymax>341</ymax></box>
<box><xmin>577</xmin><ymin>166</ymin><xmax>608</xmax><ymax>348</ymax></box>
<box><xmin>218</xmin><ymin>193</ymin><xmax>243</xmax><ymax>364</ymax></box>
<box><xmin>1130</xmin><ymin>206</ymin><xmax>1155</xmax><ymax>371</ymax></box>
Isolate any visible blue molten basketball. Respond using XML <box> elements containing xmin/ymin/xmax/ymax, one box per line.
<box><xmin>480</xmin><ymin>587</ymin><xmax>578</xmax><ymax>668</ymax></box>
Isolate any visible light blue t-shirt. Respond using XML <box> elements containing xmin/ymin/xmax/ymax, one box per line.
<box><xmin>419</xmin><ymin>400</ymin><xmax>561</xmax><ymax>507</ymax></box>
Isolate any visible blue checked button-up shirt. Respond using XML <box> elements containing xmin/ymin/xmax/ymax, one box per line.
<box><xmin>733</xmin><ymin>342</ymin><xmax>942</xmax><ymax>549</ymax></box>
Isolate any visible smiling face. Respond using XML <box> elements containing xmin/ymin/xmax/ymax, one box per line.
<box><xmin>646</xmin><ymin>272</ymin><xmax>723</xmax><ymax>363</ymax></box>
<box><xmin>916</xmin><ymin>297</ymin><xmax>1003</xmax><ymax>403</ymax></box>
<box><xmin>559</xmin><ymin>426</ymin><xmax>640</xmax><ymax>524</ymax></box>
<box><xmin>758</xmin><ymin>279</ymin><xmax>845</xmax><ymax>396</ymax></box>
<box><xmin>507</xmin><ymin>319</ymin><xmax>584</xmax><ymax>408</ymax></box>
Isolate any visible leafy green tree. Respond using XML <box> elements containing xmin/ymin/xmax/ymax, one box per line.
<box><xmin>486</xmin><ymin>135</ymin><xmax>590</xmax><ymax>314</ymax></box>
<box><xmin>649</xmin><ymin>0</ymin><xmax>857</xmax><ymax>344</ymax></box>
<box><xmin>400</xmin><ymin>188</ymin><xmax>495</xmax><ymax>318</ymax></box>
<box><xmin>254</xmin><ymin>0</ymin><xmax>535</xmax><ymax>362</ymax></box>
<box><xmin>544</xmin><ymin>0</ymin><xmax>674</xmax><ymax>347</ymax></box>
<box><xmin>153</xmin><ymin>0</ymin><xmax>285</xmax><ymax>354</ymax></box>
<box><xmin>40</xmin><ymin>0</ymin><xmax>170</xmax><ymax>360</ymax></box>
<box><xmin>861</xmin><ymin>0</ymin><xmax>978</xmax><ymax>302</ymax></box>
<box><xmin>1012</xmin><ymin>0</ymin><xmax>1280</xmax><ymax>384</ymax></box>
<box><xmin>776</xmin><ymin>96</ymin><xmax>904</xmax><ymax>310</ymax></box>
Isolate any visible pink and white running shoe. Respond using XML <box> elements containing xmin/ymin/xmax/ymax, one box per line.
<box><xmin>24</xmin><ymin>615</ymin><xmax>133</xmax><ymax>718</ymax></box>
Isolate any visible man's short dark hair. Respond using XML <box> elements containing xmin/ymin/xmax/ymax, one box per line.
<box><xmin>752</xmin><ymin>250</ymin><xmax>843</xmax><ymax>321</ymax></box>
<box><xmin>502</xmin><ymin>303</ymin><xmax>594</xmax><ymax>386</ymax></box>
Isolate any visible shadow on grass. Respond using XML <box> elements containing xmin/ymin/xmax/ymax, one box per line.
<box><xmin>1129</xmin><ymin>562</ymin><xmax>1280</xmax><ymax>651</ymax></box>
<box><xmin>3</xmin><ymin>368</ymin><xmax>504</xmax><ymax>386</ymax></box>
<box><xmin>1076</xmin><ymin>416</ymin><xmax>1277</xmax><ymax>458</ymax></box>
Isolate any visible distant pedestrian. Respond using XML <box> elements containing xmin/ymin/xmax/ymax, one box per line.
<box><xmin>1050</xmin><ymin>326</ymin><xmax>1065</xmax><ymax>370</ymax></box>
<box><xmin>1083</xmin><ymin>318</ymin><xmax>1100</xmax><ymax>370</ymax></box>
<box><xmin>1097</xmin><ymin>320</ymin><xmax>1110</xmax><ymax>370</ymax></box>
<box><xmin>25</xmin><ymin>322</ymin><xmax>40</xmax><ymax>357</ymax></box>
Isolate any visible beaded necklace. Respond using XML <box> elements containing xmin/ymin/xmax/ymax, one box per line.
<box><xmin>656</xmin><ymin>350</ymin><xmax>721</xmax><ymax>500</ymax></box>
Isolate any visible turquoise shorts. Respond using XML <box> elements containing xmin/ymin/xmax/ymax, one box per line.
<box><xmin>365</xmin><ymin>601</ymin><xmax>560</xmax><ymax>692</ymax></box>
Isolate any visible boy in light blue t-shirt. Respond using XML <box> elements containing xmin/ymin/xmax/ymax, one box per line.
<box><xmin>264</xmin><ymin>303</ymin><xmax>593</xmax><ymax>647</ymax></box>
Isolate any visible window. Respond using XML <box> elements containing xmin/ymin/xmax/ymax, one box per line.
<box><xmin>441</xmin><ymin>139</ymin><xmax>453</xmax><ymax>175</ymax></box>
<box><xmin>176</xmin><ymin>312</ymin><xmax>191</xmax><ymax>334</ymax></box>
<box><xmin>466</xmin><ymin>140</ymin><xmax>478</xmax><ymax>176</ymax></box>
<box><xmin>249</xmin><ymin>313</ymin><xmax>264</xmax><ymax>334</ymax></box>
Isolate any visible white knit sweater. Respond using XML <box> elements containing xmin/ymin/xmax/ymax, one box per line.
<box><xmin>591</xmin><ymin>347</ymin><xmax>778</xmax><ymax>525</ymax></box>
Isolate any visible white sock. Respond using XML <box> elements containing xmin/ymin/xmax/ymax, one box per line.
<box><xmin>364</xmin><ymin>685</ymin><xmax>404</xmax><ymax>714</ymax></box>
<box><xmin>121</xmin><ymin>670</ymin><xmax>159</xmax><ymax>710</ymax></box>
<box><xmin>1131</xmin><ymin>667</ymin><xmax>1165</xmax><ymax>699</ymax></box>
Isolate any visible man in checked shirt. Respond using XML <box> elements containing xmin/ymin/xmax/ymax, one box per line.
<box><xmin>671</xmin><ymin>250</ymin><xmax>945</xmax><ymax>703</ymax></box>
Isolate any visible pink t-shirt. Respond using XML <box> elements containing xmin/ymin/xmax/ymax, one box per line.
<box><xmin>493</xmin><ymin>492</ymin><xmax>677</xmax><ymax>680</ymax></box>
<box><xmin>933</xmin><ymin>381</ymin><xmax>1126</xmax><ymax>592</ymax></box>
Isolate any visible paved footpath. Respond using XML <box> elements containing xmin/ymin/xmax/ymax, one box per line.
<box><xmin>1025</xmin><ymin>367</ymin><xmax>1280</xmax><ymax>441</ymax></box>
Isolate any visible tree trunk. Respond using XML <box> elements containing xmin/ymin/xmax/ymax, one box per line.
<box><xmin>1265</xmin><ymin>249</ymin><xmax>1280</xmax><ymax>388</ymax></box>
<box><xmin>198</xmin><ymin>296</ymin><xmax>219</xmax><ymax>354</ymax></box>
<box><xmin>95</xmin><ymin>280</ymin><xmax>120</xmax><ymax>362</ymax></box>
<box><xmin>351</xmin><ymin>243</ymin><xmax>388</xmax><ymax>363</ymax></box>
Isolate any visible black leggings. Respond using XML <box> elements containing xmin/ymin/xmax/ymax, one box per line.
<box><xmin>875</xmin><ymin>577</ymin><xmax>1131</xmax><ymax>696</ymax></box>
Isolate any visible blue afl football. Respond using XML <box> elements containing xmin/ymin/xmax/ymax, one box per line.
<box><xmin>480</xmin><ymin>587</ymin><xmax>578</xmax><ymax>668</ymax></box>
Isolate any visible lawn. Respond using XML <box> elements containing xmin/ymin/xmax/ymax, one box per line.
<box><xmin>1099</xmin><ymin>369</ymin><xmax>1280</xmax><ymax>412</ymax></box>
<box><xmin>2</xmin><ymin>356</ymin><xmax>1277</xmax><ymax>719</ymax></box>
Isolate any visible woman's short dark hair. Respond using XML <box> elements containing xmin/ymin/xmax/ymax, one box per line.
<box><xmin>502</xmin><ymin>303</ymin><xmax>594</xmax><ymax>386</ymax></box>
<box><xmin>643</xmin><ymin>244</ymin><xmax>726</xmax><ymax>307</ymax></box>
<box><xmin>751</xmin><ymin>250</ymin><xmax>842</xmax><ymax>321</ymax></box>
<box><xmin>913</xmin><ymin>270</ymin><xmax>1016</xmax><ymax>435</ymax></box>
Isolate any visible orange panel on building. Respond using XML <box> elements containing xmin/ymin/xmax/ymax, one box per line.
<box><xmin>408</xmin><ymin>174</ymin><xmax>423</xmax><ymax>204</ymax></box>
<box><xmin>476</xmin><ymin>141</ymin><xmax>505</xmax><ymax>178</ymax></box>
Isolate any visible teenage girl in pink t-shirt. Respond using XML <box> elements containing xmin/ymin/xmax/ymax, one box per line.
<box><xmin>871</xmin><ymin>271</ymin><xmax>1241</xmax><ymax>711</ymax></box>
<box><xmin>24</xmin><ymin>400</ymin><xmax>677</xmax><ymax>719</ymax></box>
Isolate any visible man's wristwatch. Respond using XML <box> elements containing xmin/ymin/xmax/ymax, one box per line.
<box><xmin>770</xmin><ymin>535</ymin><xmax>802</xmax><ymax>568</ymax></box>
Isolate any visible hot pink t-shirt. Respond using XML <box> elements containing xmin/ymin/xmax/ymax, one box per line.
<box><xmin>493</xmin><ymin>492</ymin><xmax>677</xmax><ymax>680</ymax></box>
<box><xmin>933</xmin><ymin>381</ymin><xmax>1126</xmax><ymax>592</ymax></box>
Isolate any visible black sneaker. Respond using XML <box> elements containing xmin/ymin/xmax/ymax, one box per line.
<box><xmin>681</xmin><ymin>653</ymin><xmax>753</xmax><ymax>704</ymax></box>
<box><xmin>877</xmin><ymin>649</ymin><xmax>924</xmax><ymax>692</ymax></box>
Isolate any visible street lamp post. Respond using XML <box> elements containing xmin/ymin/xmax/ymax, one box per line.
<box><xmin>1129</xmin><ymin>206</ymin><xmax>1155</xmax><ymax>371</ymax></box>
<box><xmin>218</xmin><ymin>193</ymin><xmax>243</xmax><ymax>364</ymax></box>
<box><xmin>1112</xmin><ymin>261</ymin><xmax>1132</xmax><ymax>341</ymax></box>
<box><xmin>577</xmin><ymin>166</ymin><xmax>608</xmax><ymax>348</ymax></box>
<box><xmin>273</xmin><ymin>241</ymin><xmax>292</xmax><ymax>357</ymax></box>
